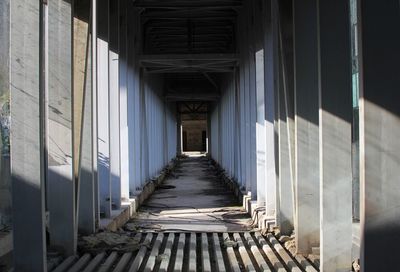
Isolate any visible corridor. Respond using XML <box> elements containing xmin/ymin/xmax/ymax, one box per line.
<box><xmin>131</xmin><ymin>156</ymin><xmax>252</xmax><ymax>233</ymax></box>
<box><xmin>48</xmin><ymin>156</ymin><xmax>318</xmax><ymax>272</ymax></box>
<box><xmin>2</xmin><ymin>0</ymin><xmax>400</xmax><ymax>271</ymax></box>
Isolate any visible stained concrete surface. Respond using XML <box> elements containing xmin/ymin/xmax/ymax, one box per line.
<box><xmin>129</xmin><ymin>156</ymin><xmax>253</xmax><ymax>232</ymax></box>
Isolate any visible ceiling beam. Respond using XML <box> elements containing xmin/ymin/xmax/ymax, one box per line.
<box><xmin>138</xmin><ymin>53</ymin><xmax>239</xmax><ymax>62</ymax></box>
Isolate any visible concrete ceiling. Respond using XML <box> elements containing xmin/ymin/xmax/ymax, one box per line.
<box><xmin>136</xmin><ymin>0</ymin><xmax>242</xmax><ymax>73</ymax></box>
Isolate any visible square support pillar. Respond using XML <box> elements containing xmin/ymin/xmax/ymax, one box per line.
<box><xmin>176</xmin><ymin>110</ymin><xmax>182</xmax><ymax>156</ymax></box>
<box><xmin>264</xmin><ymin>0</ymin><xmax>279</xmax><ymax>218</ymax></box>
<box><xmin>109</xmin><ymin>0</ymin><xmax>121</xmax><ymax>210</ymax></box>
<box><xmin>276</xmin><ymin>0</ymin><xmax>296</xmax><ymax>236</ymax></box>
<box><xmin>207</xmin><ymin>111</ymin><xmax>212</xmax><ymax>155</ymax></box>
<box><xmin>255</xmin><ymin>49</ymin><xmax>266</xmax><ymax>206</ymax></box>
<box><xmin>119</xmin><ymin>0</ymin><xmax>130</xmax><ymax>201</ymax></box>
<box><xmin>127</xmin><ymin>7</ymin><xmax>140</xmax><ymax>194</ymax></box>
<box><xmin>10</xmin><ymin>1</ymin><xmax>47</xmax><ymax>270</ymax></box>
<box><xmin>277</xmin><ymin>66</ymin><xmax>294</xmax><ymax>235</ymax></box>
<box><xmin>97</xmin><ymin>0</ymin><xmax>111</xmax><ymax>218</ymax></box>
<box><xmin>47</xmin><ymin>0</ymin><xmax>76</xmax><ymax>256</ymax></box>
<box><xmin>293</xmin><ymin>0</ymin><xmax>320</xmax><ymax>254</ymax></box>
<box><xmin>358</xmin><ymin>0</ymin><xmax>400</xmax><ymax>270</ymax></box>
<box><xmin>318</xmin><ymin>1</ymin><xmax>353</xmax><ymax>270</ymax></box>
<box><xmin>77</xmin><ymin>0</ymin><xmax>96</xmax><ymax>235</ymax></box>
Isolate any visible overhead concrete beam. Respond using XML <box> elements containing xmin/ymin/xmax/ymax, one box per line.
<box><xmin>138</xmin><ymin>54</ymin><xmax>239</xmax><ymax>62</ymax></box>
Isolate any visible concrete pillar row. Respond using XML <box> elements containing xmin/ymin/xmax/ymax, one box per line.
<box><xmin>293</xmin><ymin>0</ymin><xmax>320</xmax><ymax>255</ymax></box>
<box><xmin>318</xmin><ymin>1</ymin><xmax>353</xmax><ymax>271</ymax></box>
<box><xmin>358</xmin><ymin>0</ymin><xmax>400</xmax><ymax>270</ymax></box>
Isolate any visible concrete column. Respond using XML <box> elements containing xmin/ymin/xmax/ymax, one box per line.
<box><xmin>109</xmin><ymin>0</ymin><xmax>121</xmax><ymax>210</ymax></box>
<box><xmin>76</xmin><ymin>1</ymin><xmax>96</xmax><ymax>235</ymax></box>
<box><xmin>0</xmin><ymin>0</ymin><xmax>11</xmax><ymax>227</ymax></box>
<box><xmin>264</xmin><ymin>0</ymin><xmax>278</xmax><ymax>217</ymax></box>
<box><xmin>277</xmin><ymin>63</ymin><xmax>294</xmax><ymax>235</ymax></box>
<box><xmin>92</xmin><ymin>0</ymin><xmax>100</xmax><ymax>230</ymax></box>
<box><xmin>10</xmin><ymin>1</ymin><xmax>47</xmax><ymax>270</ymax></box>
<box><xmin>119</xmin><ymin>0</ymin><xmax>129</xmax><ymax>201</ymax></box>
<box><xmin>97</xmin><ymin>0</ymin><xmax>111</xmax><ymax>218</ymax></box>
<box><xmin>207</xmin><ymin>110</ymin><xmax>212</xmax><ymax>155</ymax></box>
<box><xmin>318</xmin><ymin>1</ymin><xmax>352</xmax><ymax>271</ymax></box>
<box><xmin>293</xmin><ymin>0</ymin><xmax>320</xmax><ymax>254</ymax></box>
<box><xmin>247</xmin><ymin>1</ymin><xmax>258</xmax><ymax>200</ymax></box>
<box><xmin>127</xmin><ymin>6</ymin><xmax>139</xmax><ymax>194</ymax></box>
<box><xmin>277</xmin><ymin>0</ymin><xmax>296</xmax><ymax>236</ymax></box>
<box><xmin>238</xmin><ymin>10</ymin><xmax>247</xmax><ymax>188</ymax></box>
<box><xmin>358</xmin><ymin>1</ymin><xmax>400</xmax><ymax>270</ymax></box>
<box><xmin>47</xmin><ymin>0</ymin><xmax>76</xmax><ymax>256</ymax></box>
<box><xmin>217</xmin><ymin>103</ymin><xmax>222</xmax><ymax>163</ymax></box>
<box><xmin>140</xmin><ymin>71</ymin><xmax>149</xmax><ymax>183</ymax></box>
<box><xmin>255</xmin><ymin>49</ymin><xmax>266</xmax><ymax>206</ymax></box>
<box><xmin>243</xmin><ymin>61</ymin><xmax>251</xmax><ymax>191</ymax></box>
<box><xmin>176</xmin><ymin>110</ymin><xmax>182</xmax><ymax>156</ymax></box>
<box><xmin>234</xmin><ymin>71</ymin><xmax>241</xmax><ymax>180</ymax></box>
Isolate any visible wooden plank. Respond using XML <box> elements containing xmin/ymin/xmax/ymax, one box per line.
<box><xmin>212</xmin><ymin>233</ymin><xmax>226</xmax><ymax>272</ymax></box>
<box><xmin>159</xmin><ymin>233</ymin><xmax>174</xmax><ymax>272</ymax></box>
<box><xmin>82</xmin><ymin>252</ymin><xmax>106</xmax><ymax>272</ymax></box>
<box><xmin>254</xmin><ymin>232</ymin><xmax>286</xmax><ymax>272</ymax></box>
<box><xmin>188</xmin><ymin>233</ymin><xmax>197</xmax><ymax>272</ymax></box>
<box><xmin>67</xmin><ymin>254</ymin><xmax>91</xmax><ymax>272</ymax></box>
<box><xmin>129</xmin><ymin>233</ymin><xmax>153</xmax><ymax>272</ymax></box>
<box><xmin>173</xmin><ymin>233</ymin><xmax>185</xmax><ymax>272</ymax></box>
<box><xmin>233</xmin><ymin>233</ymin><xmax>256</xmax><ymax>272</ymax></box>
<box><xmin>266</xmin><ymin>233</ymin><xmax>302</xmax><ymax>272</ymax></box>
<box><xmin>243</xmin><ymin>232</ymin><xmax>271</xmax><ymax>272</ymax></box>
<box><xmin>144</xmin><ymin>233</ymin><xmax>164</xmax><ymax>271</ymax></box>
<box><xmin>97</xmin><ymin>252</ymin><xmax>118</xmax><ymax>272</ymax></box>
<box><xmin>201</xmin><ymin>233</ymin><xmax>212</xmax><ymax>272</ymax></box>
<box><xmin>223</xmin><ymin>233</ymin><xmax>241</xmax><ymax>272</ymax></box>
<box><xmin>112</xmin><ymin>252</ymin><xmax>133</xmax><ymax>272</ymax></box>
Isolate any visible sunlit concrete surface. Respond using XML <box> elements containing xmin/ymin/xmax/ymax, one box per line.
<box><xmin>130</xmin><ymin>157</ymin><xmax>253</xmax><ymax>232</ymax></box>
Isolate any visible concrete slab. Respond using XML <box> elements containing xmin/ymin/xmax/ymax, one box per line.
<box><xmin>130</xmin><ymin>157</ymin><xmax>253</xmax><ymax>232</ymax></box>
